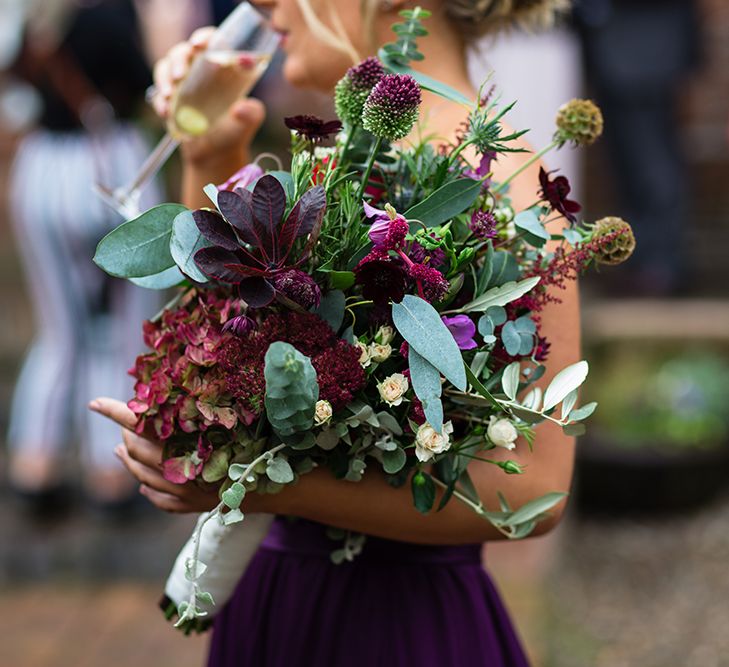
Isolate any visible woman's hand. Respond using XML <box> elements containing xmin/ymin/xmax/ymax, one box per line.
<box><xmin>88</xmin><ymin>398</ymin><xmax>220</xmax><ymax>513</ymax></box>
<box><xmin>151</xmin><ymin>26</ymin><xmax>265</xmax><ymax>171</ymax></box>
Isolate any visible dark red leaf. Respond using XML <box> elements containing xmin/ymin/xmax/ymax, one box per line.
<box><xmin>239</xmin><ymin>277</ymin><xmax>275</xmax><ymax>308</ymax></box>
<box><xmin>278</xmin><ymin>186</ymin><xmax>326</xmax><ymax>260</ymax></box>
<box><xmin>194</xmin><ymin>247</ymin><xmax>245</xmax><ymax>284</ymax></box>
<box><xmin>252</xmin><ymin>175</ymin><xmax>286</xmax><ymax>262</ymax></box>
<box><xmin>217</xmin><ymin>189</ymin><xmax>264</xmax><ymax>253</ymax></box>
<box><xmin>193</xmin><ymin>210</ymin><xmax>239</xmax><ymax>251</ymax></box>
<box><xmin>222</xmin><ymin>263</ymin><xmax>268</xmax><ymax>277</ymax></box>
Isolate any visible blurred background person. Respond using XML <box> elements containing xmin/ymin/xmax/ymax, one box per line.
<box><xmin>573</xmin><ymin>0</ymin><xmax>702</xmax><ymax>296</ymax></box>
<box><xmin>1</xmin><ymin>0</ymin><xmax>165</xmax><ymax>510</ymax></box>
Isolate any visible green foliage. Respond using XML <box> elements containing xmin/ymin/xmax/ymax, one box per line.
<box><xmin>514</xmin><ymin>209</ymin><xmax>550</xmax><ymax>248</ymax></box>
<box><xmin>264</xmin><ymin>342</ymin><xmax>319</xmax><ymax>438</ymax></box>
<box><xmin>170</xmin><ymin>209</ymin><xmax>210</xmax><ymax>283</ymax></box>
<box><xmin>411</xmin><ymin>470</ymin><xmax>436</xmax><ymax>513</ymax></box>
<box><xmin>379</xmin><ymin>7</ymin><xmax>430</xmax><ymax>68</ymax></box>
<box><xmin>93</xmin><ymin>203</ymin><xmax>187</xmax><ymax>278</ymax></box>
<box><xmin>461</xmin><ymin>276</ymin><xmax>541</xmax><ymax>313</ymax></box>
<box><xmin>404</xmin><ymin>178</ymin><xmax>482</xmax><ymax>230</ymax></box>
<box><xmin>409</xmin><ymin>348</ymin><xmax>444</xmax><ymax>431</ymax></box>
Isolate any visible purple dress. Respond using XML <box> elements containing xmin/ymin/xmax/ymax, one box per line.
<box><xmin>208</xmin><ymin>516</ymin><xmax>530</xmax><ymax>666</ymax></box>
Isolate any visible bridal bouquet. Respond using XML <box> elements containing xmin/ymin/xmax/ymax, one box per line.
<box><xmin>94</xmin><ymin>8</ymin><xmax>633</xmax><ymax>633</ymax></box>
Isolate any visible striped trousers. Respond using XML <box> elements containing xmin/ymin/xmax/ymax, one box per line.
<box><xmin>7</xmin><ymin>124</ymin><xmax>162</xmax><ymax>471</ymax></box>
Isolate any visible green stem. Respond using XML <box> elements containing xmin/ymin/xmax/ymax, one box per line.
<box><xmin>494</xmin><ymin>139</ymin><xmax>559</xmax><ymax>194</ymax></box>
<box><xmin>356</xmin><ymin>136</ymin><xmax>383</xmax><ymax>203</ymax></box>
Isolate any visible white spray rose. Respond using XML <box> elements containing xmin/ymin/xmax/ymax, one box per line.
<box><xmin>356</xmin><ymin>341</ymin><xmax>371</xmax><ymax>367</ymax></box>
<box><xmin>415</xmin><ymin>421</ymin><xmax>454</xmax><ymax>462</ymax></box>
<box><xmin>314</xmin><ymin>400</ymin><xmax>333</xmax><ymax>426</ymax></box>
<box><xmin>368</xmin><ymin>342</ymin><xmax>392</xmax><ymax>363</ymax></box>
<box><xmin>487</xmin><ymin>416</ymin><xmax>518</xmax><ymax>450</ymax></box>
<box><xmin>375</xmin><ymin>325</ymin><xmax>395</xmax><ymax>345</ymax></box>
<box><xmin>378</xmin><ymin>373</ymin><xmax>409</xmax><ymax>406</ymax></box>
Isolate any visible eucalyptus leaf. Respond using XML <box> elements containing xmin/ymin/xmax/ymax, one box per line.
<box><xmin>392</xmin><ymin>295</ymin><xmax>466</xmax><ymax>390</ymax></box>
<box><xmin>266</xmin><ymin>457</ymin><xmax>294</xmax><ymax>484</ymax></box>
<box><xmin>514</xmin><ymin>209</ymin><xmax>550</xmax><ymax>246</ymax></box>
<box><xmin>560</xmin><ymin>389</ymin><xmax>579</xmax><ymax>421</ymax></box>
<box><xmin>314</xmin><ymin>290</ymin><xmax>346</xmax><ymax>333</ymax></box>
<box><xmin>409</xmin><ymin>348</ymin><xmax>444</xmax><ymax>432</ymax></box>
<box><xmin>129</xmin><ymin>265</ymin><xmax>185</xmax><ymax>289</ymax></box>
<box><xmin>461</xmin><ymin>276</ymin><xmax>540</xmax><ymax>313</ymax></box>
<box><xmin>506</xmin><ymin>492</ymin><xmax>567</xmax><ymax>526</ymax></box>
<box><xmin>485</xmin><ymin>251</ymin><xmax>520</xmax><ymax>289</ymax></box>
<box><xmin>501</xmin><ymin>321</ymin><xmax>523</xmax><ymax>356</ymax></box>
<box><xmin>94</xmin><ymin>203</ymin><xmax>186</xmax><ymax>278</ymax></box>
<box><xmin>170</xmin><ymin>209</ymin><xmax>211</xmax><ymax>283</ymax></box>
<box><xmin>542</xmin><ymin>361</ymin><xmax>589</xmax><ymax>411</ymax></box>
<box><xmin>382</xmin><ymin>447</ymin><xmax>407</xmax><ymax>474</ymax></box>
<box><xmin>404</xmin><ymin>178</ymin><xmax>481</xmax><ymax>229</ymax></box>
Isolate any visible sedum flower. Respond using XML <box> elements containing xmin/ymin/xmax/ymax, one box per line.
<box><xmin>314</xmin><ymin>399</ymin><xmax>333</xmax><ymax>426</ymax></box>
<box><xmin>487</xmin><ymin>416</ymin><xmax>519</xmax><ymax>450</ymax></box>
<box><xmin>378</xmin><ymin>373</ymin><xmax>409</xmax><ymax>406</ymax></box>
<box><xmin>362</xmin><ymin>74</ymin><xmax>421</xmax><ymax>141</ymax></box>
<box><xmin>368</xmin><ymin>342</ymin><xmax>392</xmax><ymax>363</ymax></box>
<box><xmin>554</xmin><ymin>99</ymin><xmax>604</xmax><ymax>147</ymax></box>
<box><xmin>334</xmin><ymin>56</ymin><xmax>385</xmax><ymax>126</ymax></box>
<box><xmin>591</xmin><ymin>216</ymin><xmax>636</xmax><ymax>265</ymax></box>
<box><xmin>415</xmin><ymin>421</ymin><xmax>454</xmax><ymax>462</ymax></box>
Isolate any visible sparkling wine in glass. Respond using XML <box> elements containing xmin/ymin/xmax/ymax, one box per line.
<box><xmin>95</xmin><ymin>2</ymin><xmax>278</xmax><ymax>218</ymax></box>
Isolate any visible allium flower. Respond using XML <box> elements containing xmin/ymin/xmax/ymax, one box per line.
<box><xmin>539</xmin><ymin>167</ymin><xmax>581</xmax><ymax>223</ymax></box>
<box><xmin>334</xmin><ymin>56</ymin><xmax>385</xmax><ymax>126</ymax></box>
<box><xmin>469</xmin><ymin>210</ymin><xmax>497</xmax><ymax>239</ymax></box>
<box><xmin>408</xmin><ymin>262</ymin><xmax>449</xmax><ymax>303</ymax></box>
<box><xmin>362</xmin><ymin>74</ymin><xmax>421</xmax><ymax>141</ymax></box>
<box><xmin>378</xmin><ymin>373</ymin><xmax>409</xmax><ymax>406</ymax></box>
<box><xmin>354</xmin><ymin>251</ymin><xmax>407</xmax><ymax>305</ymax></box>
<box><xmin>487</xmin><ymin>416</ymin><xmax>518</xmax><ymax>450</ymax></box>
<box><xmin>415</xmin><ymin>421</ymin><xmax>454</xmax><ymax>462</ymax></box>
<box><xmin>218</xmin><ymin>163</ymin><xmax>263</xmax><ymax>192</ymax></box>
<box><xmin>284</xmin><ymin>115</ymin><xmax>342</xmax><ymax>142</ymax></box>
<box><xmin>364</xmin><ymin>201</ymin><xmax>409</xmax><ymax>250</ymax></box>
<box><xmin>272</xmin><ymin>269</ymin><xmax>322</xmax><ymax>309</ymax></box>
<box><xmin>591</xmin><ymin>217</ymin><xmax>636</xmax><ymax>265</ymax></box>
<box><xmin>555</xmin><ymin>99</ymin><xmax>604</xmax><ymax>147</ymax></box>
<box><xmin>442</xmin><ymin>315</ymin><xmax>478</xmax><ymax>350</ymax></box>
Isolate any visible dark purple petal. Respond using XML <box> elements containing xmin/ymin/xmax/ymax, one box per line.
<box><xmin>194</xmin><ymin>247</ymin><xmax>245</xmax><ymax>283</ymax></box>
<box><xmin>442</xmin><ymin>315</ymin><xmax>477</xmax><ymax>350</ymax></box>
<box><xmin>252</xmin><ymin>175</ymin><xmax>286</xmax><ymax>262</ymax></box>
<box><xmin>238</xmin><ymin>277</ymin><xmax>275</xmax><ymax>308</ymax></box>
<box><xmin>222</xmin><ymin>314</ymin><xmax>257</xmax><ymax>335</ymax></box>
<box><xmin>363</xmin><ymin>200</ymin><xmax>388</xmax><ymax>221</ymax></box>
<box><xmin>193</xmin><ymin>209</ymin><xmax>240</xmax><ymax>251</ymax></box>
<box><xmin>217</xmin><ymin>189</ymin><xmax>259</xmax><ymax>248</ymax></box>
<box><xmin>272</xmin><ymin>269</ymin><xmax>321</xmax><ymax>309</ymax></box>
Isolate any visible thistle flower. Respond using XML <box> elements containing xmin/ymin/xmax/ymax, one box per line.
<box><xmin>334</xmin><ymin>57</ymin><xmax>385</xmax><ymax>126</ymax></box>
<box><xmin>591</xmin><ymin>217</ymin><xmax>636</xmax><ymax>265</ymax></box>
<box><xmin>362</xmin><ymin>74</ymin><xmax>421</xmax><ymax>141</ymax></box>
<box><xmin>554</xmin><ymin>99</ymin><xmax>604</xmax><ymax>147</ymax></box>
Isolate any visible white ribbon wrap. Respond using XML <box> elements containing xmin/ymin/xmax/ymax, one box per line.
<box><xmin>164</xmin><ymin>513</ymin><xmax>274</xmax><ymax>616</ymax></box>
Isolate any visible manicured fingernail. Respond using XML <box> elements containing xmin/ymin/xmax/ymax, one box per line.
<box><xmin>88</xmin><ymin>400</ymin><xmax>101</xmax><ymax>411</ymax></box>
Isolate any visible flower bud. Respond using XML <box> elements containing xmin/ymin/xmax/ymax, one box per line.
<box><xmin>555</xmin><ymin>99</ymin><xmax>604</xmax><ymax>147</ymax></box>
<box><xmin>498</xmin><ymin>460</ymin><xmax>524</xmax><ymax>475</ymax></box>
<box><xmin>334</xmin><ymin>57</ymin><xmax>385</xmax><ymax>126</ymax></box>
<box><xmin>487</xmin><ymin>416</ymin><xmax>518</xmax><ymax>450</ymax></box>
<box><xmin>375</xmin><ymin>325</ymin><xmax>395</xmax><ymax>345</ymax></box>
<box><xmin>362</xmin><ymin>74</ymin><xmax>421</xmax><ymax>141</ymax></box>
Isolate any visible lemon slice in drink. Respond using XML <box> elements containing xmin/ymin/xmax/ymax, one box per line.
<box><xmin>174</xmin><ymin>105</ymin><xmax>210</xmax><ymax>137</ymax></box>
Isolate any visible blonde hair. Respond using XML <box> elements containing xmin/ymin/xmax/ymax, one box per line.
<box><xmin>294</xmin><ymin>0</ymin><xmax>570</xmax><ymax>64</ymax></box>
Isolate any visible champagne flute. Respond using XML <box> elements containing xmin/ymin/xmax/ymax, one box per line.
<box><xmin>95</xmin><ymin>2</ymin><xmax>279</xmax><ymax>218</ymax></box>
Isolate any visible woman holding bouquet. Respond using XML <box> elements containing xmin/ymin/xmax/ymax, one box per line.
<box><xmin>93</xmin><ymin>0</ymin><xmax>580</xmax><ymax>664</ymax></box>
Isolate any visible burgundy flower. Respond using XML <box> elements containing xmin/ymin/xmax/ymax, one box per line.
<box><xmin>272</xmin><ymin>268</ymin><xmax>322</xmax><ymax>309</ymax></box>
<box><xmin>284</xmin><ymin>115</ymin><xmax>342</xmax><ymax>142</ymax></box>
<box><xmin>312</xmin><ymin>339</ymin><xmax>367</xmax><ymax>410</ymax></box>
<box><xmin>222</xmin><ymin>314</ymin><xmax>257</xmax><ymax>336</ymax></box>
<box><xmin>407</xmin><ymin>236</ymin><xmax>446</xmax><ymax>268</ymax></box>
<box><xmin>442</xmin><ymin>315</ymin><xmax>478</xmax><ymax>350</ymax></box>
<box><xmin>464</xmin><ymin>151</ymin><xmax>496</xmax><ymax>188</ymax></box>
<box><xmin>539</xmin><ymin>167</ymin><xmax>581</xmax><ymax>223</ymax></box>
<box><xmin>354</xmin><ymin>251</ymin><xmax>407</xmax><ymax>305</ymax></box>
<box><xmin>533</xmin><ymin>335</ymin><xmax>551</xmax><ymax>362</ymax></box>
<box><xmin>469</xmin><ymin>210</ymin><xmax>497</xmax><ymax>240</ymax></box>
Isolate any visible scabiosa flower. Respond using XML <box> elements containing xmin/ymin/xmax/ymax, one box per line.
<box><xmin>591</xmin><ymin>217</ymin><xmax>636</xmax><ymax>265</ymax></box>
<box><xmin>408</xmin><ymin>262</ymin><xmax>449</xmax><ymax>303</ymax></box>
<box><xmin>469</xmin><ymin>210</ymin><xmax>498</xmax><ymax>239</ymax></box>
<box><xmin>272</xmin><ymin>269</ymin><xmax>322</xmax><ymax>309</ymax></box>
<box><xmin>555</xmin><ymin>99</ymin><xmax>604</xmax><ymax>147</ymax></box>
<box><xmin>284</xmin><ymin>115</ymin><xmax>342</xmax><ymax>142</ymax></box>
<box><xmin>442</xmin><ymin>315</ymin><xmax>478</xmax><ymax>350</ymax></box>
<box><xmin>354</xmin><ymin>251</ymin><xmax>408</xmax><ymax>305</ymax></box>
<box><xmin>539</xmin><ymin>167</ymin><xmax>581</xmax><ymax>223</ymax></box>
<box><xmin>362</xmin><ymin>74</ymin><xmax>421</xmax><ymax>141</ymax></box>
<box><xmin>334</xmin><ymin>56</ymin><xmax>385</xmax><ymax>126</ymax></box>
